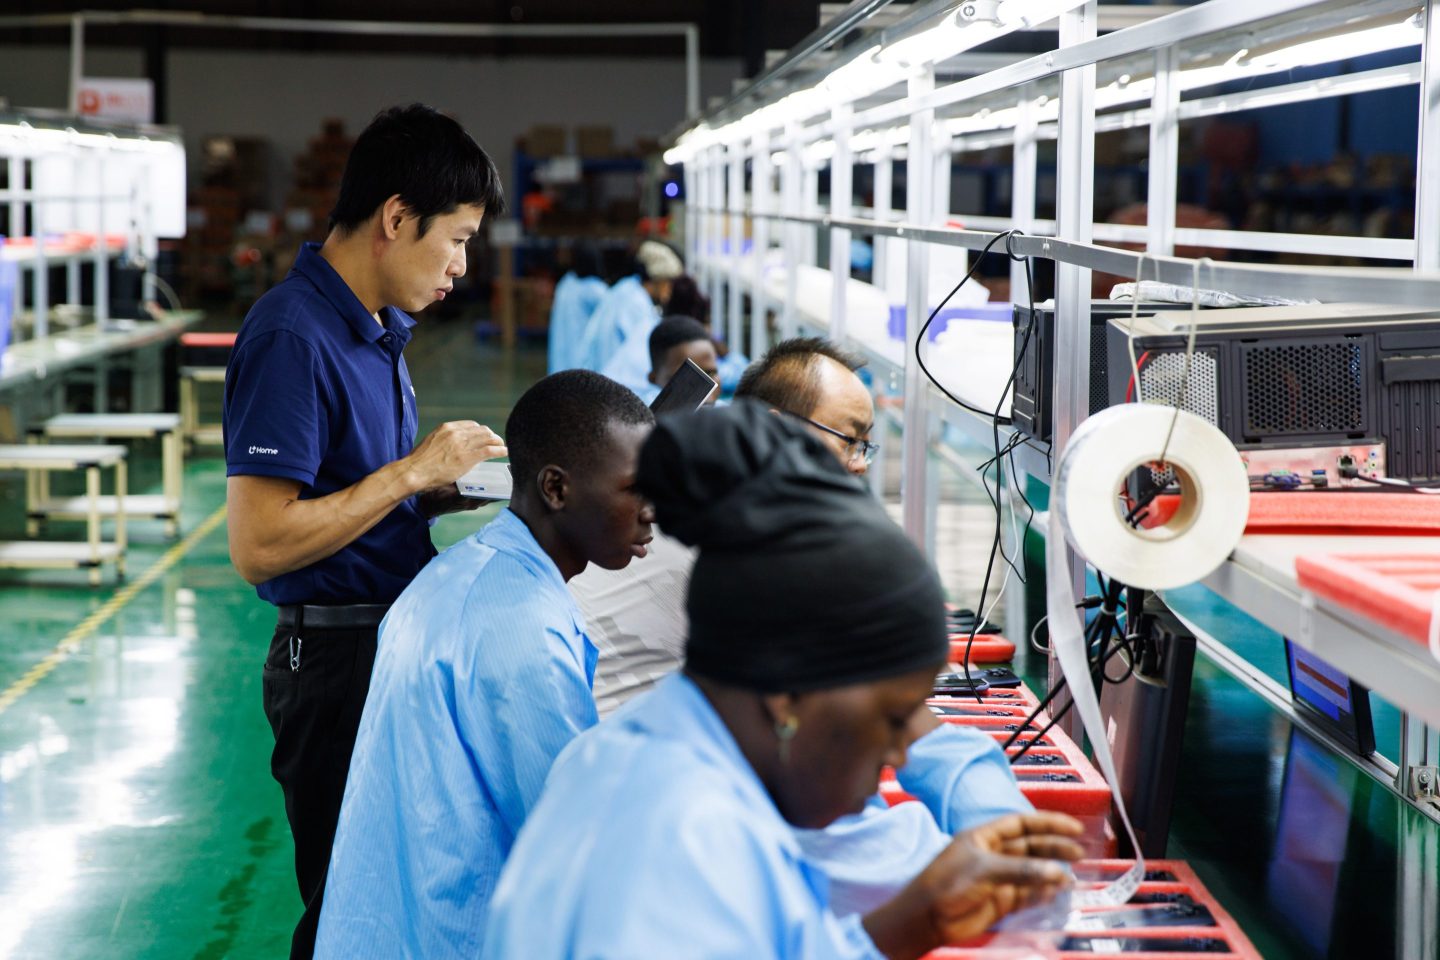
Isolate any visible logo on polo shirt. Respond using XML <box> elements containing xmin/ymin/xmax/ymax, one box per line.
<box><xmin>248</xmin><ymin>445</ymin><xmax>279</xmax><ymax>456</ymax></box>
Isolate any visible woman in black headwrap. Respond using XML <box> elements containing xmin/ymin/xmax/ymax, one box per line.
<box><xmin>483</xmin><ymin>401</ymin><xmax>1083</xmax><ymax>960</ymax></box>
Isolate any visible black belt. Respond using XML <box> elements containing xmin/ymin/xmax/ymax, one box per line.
<box><xmin>276</xmin><ymin>603</ymin><xmax>391</xmax><ymax>631</ymax></box>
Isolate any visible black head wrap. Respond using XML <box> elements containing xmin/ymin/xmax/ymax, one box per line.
<box><xmin>637</xmin><ymin>400</ymin><xmax>948</xmax><ymax>693</ymax></box>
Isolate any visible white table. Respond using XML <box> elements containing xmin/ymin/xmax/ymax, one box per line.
<box><xmin>0</xmin><ymin>444</ymin><xmax>127</xmax><ymax>585</ymax></box>
<box><xmin>33</xmin><ymin>413</ymin><xmax>183</xmax><ymax>537</ymax></box>
<box><xmin>180</xmin><ymin>366</ymin><xmax>227</xmax><ymax>451</ymax></box>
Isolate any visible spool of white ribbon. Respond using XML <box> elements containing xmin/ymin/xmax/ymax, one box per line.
<box><xmin>1056</xmin><ymin>405</ymin><xmax>1251</xmax><ymax>591</ymax></box>
<box><xmin>1047</xmin><ymin>404</ymin><xmax>1249</xmax><ymax>907</ymax></box>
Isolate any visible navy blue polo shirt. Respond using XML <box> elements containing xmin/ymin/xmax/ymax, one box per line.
<box><xmin>224</xmin><ymin>242</ymin><xmax>431</xmax><ymax>606</ymax></box>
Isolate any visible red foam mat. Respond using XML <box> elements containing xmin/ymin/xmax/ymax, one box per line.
<box><xmin>949</xmin><ymin>634</ymin><xmax>1017</xmax><ymax>664</ymax></box>
<box><xmin>1295</xmin><ymin>552</ymin><xmax>1440</xmax><ymax>647</ymax></box>
<box><xmin>1246</xmin><ymin>491</ymin><xmax>1440</xmax><ymax>534</ymax></box>
<box><xmin>928</xmin><ymin>859</ymin><xmax>1262</xmax><ymax>959</ymax></box>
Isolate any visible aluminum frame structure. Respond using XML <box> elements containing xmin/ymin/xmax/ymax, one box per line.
<box><xmin>673</xmin><ymin>1</ymin><xmax>1440</xmax><ymax>897</ymax></box>
<box><xmin>0</xmin><ymin>112</ymin><xmax>185</xmax><ymax>339</ymax></box>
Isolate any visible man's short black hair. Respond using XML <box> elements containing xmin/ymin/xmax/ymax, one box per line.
<box><xmin>648</xmin><ymin>316</ymin><xmax>712</xmax><ymax>374</ymax></box>
<box><xmin>329</xmin><ymin>104</ymin><xmax>505</xmax><ymax>237</ymax></box>
<box><xmin>734</xmin><ymin>337</ymin><xmax>866</xmax><ymax>417</ymax></box>
<box><xmin>506</xmin><ymin>370</ymin><xmax>655</xmax><ymax>498</ymax></box>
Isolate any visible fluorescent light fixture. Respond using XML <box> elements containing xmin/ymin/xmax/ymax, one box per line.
<box><xmin>876</xmin><ymin>0</ymin><xmax>1088</xmax><ymax>70</ymax></box>
<box><xmin>822</xmin><ymin>45</ymin><xmax>908</xmax><ymax>100</ymax></box>
<box><xmin>879</xmin><ymin>11</ymin><xmax>992</xmax><ymax>69</ymax></box>
<box><xmin>944</xmin><ymin>97</ymin><xmax>1061</xmax><ymax>137</ymax></box>
<box><xmin>666</xmin><ymin>3</ymin><xmax>1420</xmax><ymax>167</ymax></box>
<box><xmin>995</xmin><ymin>0</ymin><xmax>1090</xmax><ymax>28</ymax></box>
<box><xmin>1246</xmin><ymin>15</ymin><xmax>1422</xmax><ymax>70</ymax></box>
<box><xmin>0</xmin><ymin>122</ymin><xmax>180</xmax><ymax>154</ymax></box>
<box><xmin>1085</xmin><ymin>15</ymin><xmax>1422</xmax><ymax>118</ymax></box>
<box><xmin>848</xmin><ymin>125</ymin><xmax>911</xmax><ymax>155</ymax></box>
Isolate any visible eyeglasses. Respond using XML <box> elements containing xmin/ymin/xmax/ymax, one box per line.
<box><xmin>781</xmin><ymin>410</ymin><xmax>880</xmax><ymax>466</ymax></box>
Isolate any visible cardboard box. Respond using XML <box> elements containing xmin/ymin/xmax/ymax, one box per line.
<box><xmin>200</xmin><ymin>137</ymin><xmax>271</xmax><ymax>210</ymax></box>
<box><xmin>576</xmin><ymin>125</ymin><xmax>615</xmax><ymax>157</ymax></box>
<box><xmin>525</xmin><ymin>125</ymin><xmax>568</xmax><ymax>158</ymax></box>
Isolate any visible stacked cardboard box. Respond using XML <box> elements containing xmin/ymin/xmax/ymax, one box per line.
<box><xmin>287</xmin><ymin>118</ymin><xmax>352</xmax><ymax>244</ymax></box>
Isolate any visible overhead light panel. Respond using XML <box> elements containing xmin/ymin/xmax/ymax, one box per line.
<box><xmin>878</xmin><ymin>0</ymin><xmax>1089</xmax><ymax>70</ymax></box>
<box><xmin>1245</xmin><ymin>14</ymin><xmax>1423</xmax><ymax>70</ymax></box>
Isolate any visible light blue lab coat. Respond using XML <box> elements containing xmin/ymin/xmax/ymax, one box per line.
<box><xmin>547</xmin><ymin>271</ymin><xmax>608</xmax><ymax>373</ymax></box>
<box><xmin>599</xmin><ymin>315</ymin><xmax>661</xmax><ymax>396</ymax></box>
<box><xmin>794</xmin><ymin>722</ymin><xmax>1034</xmax><ymax>915</ymax></box>
<box><xmin>482</xmin><ymin>673</ymin><xmax>886</xmax><ymax>959</ymax></box>
<box><xmin>315</xmin><ymin>509</ymin><xmax>599</xmax><ymax>959</ymax></box>
<box><xmin>574</xmin><ymin>275</ymin><xmax>658</xmax><ymax>373</ymax></box>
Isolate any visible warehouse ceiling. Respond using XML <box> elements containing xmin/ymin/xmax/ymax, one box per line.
<box><xmin>2</xmin><ymin>1</ymin><xmax>823</xmax><ymax>75</ymax></box>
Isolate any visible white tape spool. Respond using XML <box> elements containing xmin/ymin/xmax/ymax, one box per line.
<box><xmin>1047</xmin><ymin>404</ymin><xmax>1249</xmax><ymax>907</ymax></box>
<box><xmin>1056</xmin><ymin>404</ymin><xmax>1251</xmax><ymax>591</ymax></box>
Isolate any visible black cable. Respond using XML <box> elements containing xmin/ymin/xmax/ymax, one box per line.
<box><xmin>912</xmin><ymin>230</ymin><xmax>1019</xmax><ymax>423</ymax></box>
<box><xmin>976</xmin><ymin>432</ymin><xmax>1027</xmax><ymax>585</ymax></box>
<box><xmin>1355</xmin><ymin>474</ymin><xmax>1440</xmax><ymax>493</ymax></box>
<box><xmin>958</xmin><ymin>237</ymin><xmax>1038</xmax><ymax>700</ymax></box>
<box><xmin>1006</xmin><ymin>575</ymin><xmax>1129</xmax><ymax>763</ymax></box>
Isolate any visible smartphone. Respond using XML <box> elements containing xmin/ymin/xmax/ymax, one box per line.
<box><xmin>1071</xmin><ymin>903</ymin><xmax>1218</xmax><ymax>930</ymax></box>
<box><xmin>932</xmin><ymin>673</ymin><xmax>990</xmax><ymax>696</ymax></box>
<box><xmin>650</xmin><ymin>358</ymin><xmax>718</xmax><ymax>415</ymax></box>
<box><xmin>1055</xmin><ymin>936</ymin><xmax>1230</xmax><ymax>953</ymax></box>
<box><xmin>929</xmin><ymin>704</ymin><xmax>1017</xmax><ymax>718</ymax></box>
<box><xmin>456</xmin><ymin>461</ymin><xmax>513</xmax><ymax>500</ymax></box>
<box><xmin>977</xmin><ymin>666</ymin><xmax>1022</xmax><ymax>689</ymax></box>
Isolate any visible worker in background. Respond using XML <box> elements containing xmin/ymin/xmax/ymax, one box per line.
<box><xmin>314</xmin><ymin>371</ymin><xmax>655</xmax><ymax>959</ymax></box>
<box><xmin>580</xmin><ymin>239</ymin><xmax>681</xmax><ymax>375</ymax></box>
<box><xmin>631</xmin><ymin>315</ymin><xmax>719</xmax><ymax>405</ymax></box>
<box><xmin>222</xmin><ymin>103</ymin><xmax>507</xmax><ymax>960</ymax></box>
<box><xmin>546</xmin><ymin>244</ymin><xmax>606</xmax><ymax>374</ymax></box>
<box><xmin>573</xmin><ymin>336</ymin><xmax>1034</xmax><ymax>912</ymax></box>
<box><xmin>664</xmin><ymin>273</ymin><xmax>749</xmax><ymax>394</ymax></box>
<box><xmin>483</xmin><ymin>403</ymin><xmax>1083</xmax><ymax>959</ymax></box>
<box><xmin>577</xmin><ymin>336</ymin><xmax>877</xmax><ymax>719</ymax></box>
<box><xmin>735</xmin><ymin>337</ymin><xmax>876</xmax><ymax>478</ymax></box>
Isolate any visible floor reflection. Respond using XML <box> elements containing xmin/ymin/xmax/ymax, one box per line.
<box><xmin>0</xmin><ymin>629</ymin><xmax>190</xmax><ymax>959</ymax></box>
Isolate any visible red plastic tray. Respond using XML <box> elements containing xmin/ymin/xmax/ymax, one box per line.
<box><xmin>1295</xmin><ymin>552</ymin><xmax>1440</xmax><ymax>648</ymax></box>
<box><xmin>948</xmin><ymin>634</ymin><xmax>1018</xmax><ymax>664</ymax></box>
<box><xmin>928</xmin><ymin>859</ymin><xmax>1262</xmax><ymax>959</ymax></box>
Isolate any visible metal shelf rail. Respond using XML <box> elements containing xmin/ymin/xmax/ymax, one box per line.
<box><xmin>664</xmin><ymin>0</ymin><xmax>1440</xmax><ymax>843</ymax></box>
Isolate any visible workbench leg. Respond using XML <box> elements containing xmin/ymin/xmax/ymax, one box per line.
<box><xmin>163</xmin><ymin>427</ymin><xmax>181</xmax><ymax>538</ymax></box>
<box><xmin>180</xmin><ymin>375</ymin><xmax>195</xmax><ymax>455</ymax></box>
<box><xmin>114</xmin><ymin>458</ymin><xmax>127</xmax><ymax>580</ymax></box>
<box><xmin>87</xmin><ymin>465</ymin><xmax>101</xmax><ymax>587</ymax></box>
<box><xmin>25</xmin><ymin>461</ymin><xmax>38</xmax><ymax>540</ymax></box>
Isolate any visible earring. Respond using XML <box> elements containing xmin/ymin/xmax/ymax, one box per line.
<box><xmin>775</xmin><ymin>715</ymin><xmax>800</xmax><ymax>765</ymax></box>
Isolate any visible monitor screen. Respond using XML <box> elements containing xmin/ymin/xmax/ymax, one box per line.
<box><xmin>1266</xmin><ymin>729</ymin><xmax>1353</xmax><ymax>955</ymax></box>
<box><xmin>1283</xmin><ymin>639</ymin><xmax>1375</xmax><ymax>756</ymax></box>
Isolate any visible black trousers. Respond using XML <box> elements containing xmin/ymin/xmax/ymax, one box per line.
<box><xmin>262</xmin><ymin>618</ymin><xmax>378</xmax><ymax>960</ymax></box>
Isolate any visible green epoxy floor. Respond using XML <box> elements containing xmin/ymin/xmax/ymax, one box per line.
<box><xmin>0</xmin><ymin>320</ymin><xmax>537</xmax><ymax>959</ymax></box>
<box><xmin>0</xmin><ymin>318</ymin><xmax>1434</xmax><ymax>958</ymax></box>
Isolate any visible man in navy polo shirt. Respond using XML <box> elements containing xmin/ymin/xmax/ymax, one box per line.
<box><xmin>222</xmin><ymin>103</ymin><xmax>506</xmax><ymax>960</ymax></box>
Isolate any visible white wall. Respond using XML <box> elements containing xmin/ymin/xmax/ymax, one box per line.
<box><xmin>0</xmin><ymin>45</ymin><xmax>742</xmax><ymax>211</ymax></box>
